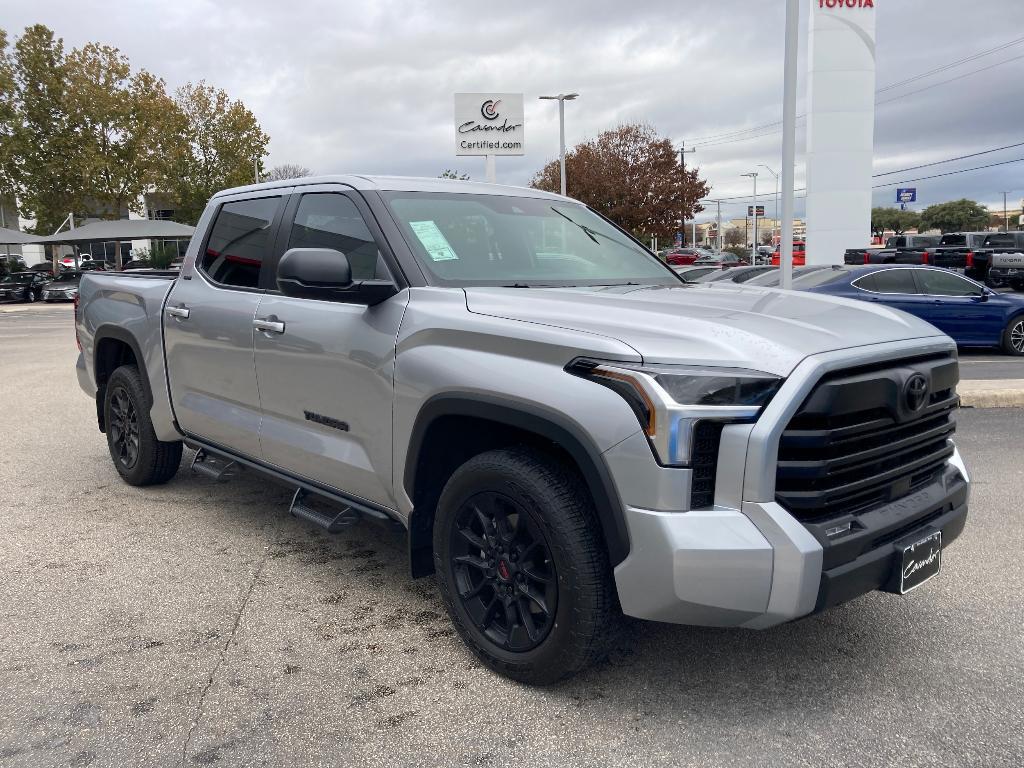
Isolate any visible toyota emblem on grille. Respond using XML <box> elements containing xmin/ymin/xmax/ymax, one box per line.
<box><xmin>905</xmin><ymin>373</ymin><xmax>929</xmax><ymax>412</ymax></box>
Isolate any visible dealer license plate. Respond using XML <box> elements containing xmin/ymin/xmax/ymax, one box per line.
<box><xmin>899</xmin><ymin>530</ymin><xmax>941</xmax><ymax>594</ymax></box>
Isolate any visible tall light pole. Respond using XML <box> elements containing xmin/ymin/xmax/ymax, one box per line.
<box><xmin>1001</xmin><ymin>191</ymin><xmax>1010</xmax><ymax>232</ymax></box>
<box><xmin>780</xmin><ymin>0</ymin><xmax>800</xmax><ymax>289</ymax></box>
<box><xmin>742</xmin><ymin>172</ymin><xmax>759</xmax><ymax>258</ymax></box>
<box><xmin>678</xmin><ymin>142</ymin><xmax>696</xmax><ymax>244</ymax></box>
<box><xmin>759</xmin><ymin>165</ymin><xmax>780</xmax><ymax>245</ymax></box>
<box><xmin>539</xmin><ymin>93</ymin><xmax>578</xmax><ymax>196</ymax></box>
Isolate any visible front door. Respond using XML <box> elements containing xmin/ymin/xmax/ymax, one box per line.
<box><xmin>253</xmin><ymin>190</ymin><xmax>408</xmax><ymax>509</ymax></box>
<box><xmin>164</xmin><ymin>192</ymin><xmax>286</xmax><ymax>456</ymax></box>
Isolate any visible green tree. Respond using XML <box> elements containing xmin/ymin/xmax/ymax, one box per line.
<box><xmin>0</xmin><ymin>30</ymin><xmax>18</xmax><ymax>199</ymax></box>
<box><xmin>919</xmin><ymin>199</ymin><xmax>989</xmax><ymax>234</ymax></box>
<box><xmin>7</xmin><ymin>25</ymin><xmax>89</xmax><ymax>232</ymax></box>
<box><xmin>871</xmin><ymin>206</ymin><xmax>922</xmax><ymax>237</ymax></box>
<box><xmin>530</xmin><ymin>123</ymin><xmax>709</xmax><ymax>240</ymax></box>
<box><xmin>160</xmin><ymin>82</ymin><xmax>270</xmax><ymax>224</ymax></box>
<box><xmin>64</xmin><ymin>42</ymin><xmax>175</xmax><ymax>220</ymax></box>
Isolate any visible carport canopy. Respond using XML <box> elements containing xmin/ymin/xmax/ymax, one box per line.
<box><xmin>36</xmin><ymin>219</ymin><xmax>194</xmax><ymax>244</ymax></box>
<box><xmin>36</xmin><ymin>219</ymin><xmax>195</xmax><ymax>269</ymax></box>
<box><xmin>0</xmin><ymin>226</ymin><xmax>44</xmax><ymax>245</ymax></box>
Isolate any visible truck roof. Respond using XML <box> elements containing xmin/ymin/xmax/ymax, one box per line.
<box><xmin>211</xmin><ymin>175</ymin><xmax>572</xmax><ymax>203</ymax></box>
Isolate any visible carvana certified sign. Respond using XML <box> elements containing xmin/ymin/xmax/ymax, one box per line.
<box><xmin>454</xmin><ymin>93</ymin><xmax>525</xmax><ymax>156</ymax></box>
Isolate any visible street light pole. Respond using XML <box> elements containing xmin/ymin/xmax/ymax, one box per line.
<box><xmin>678</xmin><ymin>143</ymin><xmax>696</xmax><ymax>244</ymax></box>
<box><xmin>1002</xmin><ymin>191</ymin><xmax>1010</xmax><ymax>232</ymax></box>
<box><xmin>742</xmin><ymin>172</ymin><xmax>759</xmax><ymax>258</ymax></box>
<box><xmin>780</xmin><ymin>0</ymin><xmax>800</xmax><ymax>289</ymax></box>
<box><xmin>539</xmin><ymin>93</ymin><xmax>579</xmax><ymax>196</ymax></box>
<box><xmin>759</xmin><ymin>165</ymin><xmax>780</xmax><ymax>245</ymax></box>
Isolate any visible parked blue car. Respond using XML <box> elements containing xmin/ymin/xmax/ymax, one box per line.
<box><xmin>797</xmin><ymin>265</ymin><xmax>1024</xmax><ymax>356</ymax></box>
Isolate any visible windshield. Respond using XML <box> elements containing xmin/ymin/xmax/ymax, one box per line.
<box><xmin>382</xmin><ymin>192</ymin><xmax>679</xmax><ymax>287</ymax></box>
<box><xmin>1</xmin><ymin>273</ymin><xmax>32</xmax><ymax>283</ymax></box>
<box><xmin>52</xmin><ymin>271</ymin><xmax>80</xmax><ymax>282</ymax></box>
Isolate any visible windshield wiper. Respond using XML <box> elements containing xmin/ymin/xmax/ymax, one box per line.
<box><xmin>550</xmin><ymin>207</ymin><xmax>600</xmax><ymax>245</ymax></box>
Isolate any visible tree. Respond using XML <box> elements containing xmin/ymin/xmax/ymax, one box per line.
<box><xmin>919</xmin><ymin>199</ymin><xmax>989</xmax><ymax>234</ymax></box>
<box><xmin>438</xmin><ymin>169</ymin><xmax>470</xmax><ymax>180</ymax></box>
<box><xmin>0</xmin><ymin>30</ymin><xmax>17</xmax><ymax>199</ymax></box>
<box><xmin>159</xmin><ymin>82</ymin><xmax>270</xmax><ymax>224</ymax></box>
<box><xmin>64</xmin><ymin>43</ymin><xmax>175</xmax><ymax>220</ymax></box>
<box><xmin>266</xmin><ymin>163</ymin><xmax>311</xmax><ymax>181</ymax></box>
<box><xmin>871</xmin><ymin>207</ymin><xmax>921</xmax><ymax>237</ymax></box>
<box><xmin>724</xmin><ymin>228</ymin><xmax>745</xmax><ymax>247</ymax></box>
<box><xmin>530</xmin><ymin>123</ymin><xmax>709</xmax><ymax>240</ymax></box>
<box><xmin>6</xmin><ymin>25</ymin><xmax>90</xmax><ymax>233</ymax></box>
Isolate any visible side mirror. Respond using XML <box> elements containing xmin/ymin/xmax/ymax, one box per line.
<box><xmin>277</xmin><ymin>248</ymin><xmax>397</xmax><ymax>306</ymax></box>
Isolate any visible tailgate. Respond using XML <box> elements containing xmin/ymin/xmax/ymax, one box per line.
<box><xmin>991</xmin><ymin>251</ymin><xmax>1024</xmax><ymax>269</ymax></box>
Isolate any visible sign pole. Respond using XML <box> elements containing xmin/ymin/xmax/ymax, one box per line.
<box><xmin>780</xmin><ymin>0</ymin><xmax>799</xmax><ymax>289</ymax></box>
<box><xmin>485</xmin><ymin>155</ymin><xmax>496</xmax><ymax>184</ymax></box>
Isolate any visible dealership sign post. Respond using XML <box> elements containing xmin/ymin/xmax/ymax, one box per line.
<box><xmin>454</xmin><ymin>93</ymin><xmax>525</xmax><ymax>183</ymax></box>
<box><xmin>897</xmin><ymin>187</ymin><xmax>917</xmax><ymax>210</ymax></box>
<box><xmin>804</xmin><ymin>0</ymin><xmax>877</xmax><ymax>263</ymax></box>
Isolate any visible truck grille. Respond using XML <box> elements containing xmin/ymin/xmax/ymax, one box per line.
<box><xmin>775</xmin><ymin>354</ymin><xmax>958</xmax><ymax>523</ymax></box>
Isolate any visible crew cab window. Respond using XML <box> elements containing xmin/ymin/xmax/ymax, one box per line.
<box><xmin>985</xmin><ymin>234</ymin><xmax>1015</xmax><ymax>248</ymax></box>
<box><xmin>200</xmin><ymin>197</ymin><xmax>280</xmax><ymax>288</ymax></box>
<box><xmin>914</xmin><ymin>269</ymin><xmax>981</xmax><ymax>297</ymax></box>
<box><xmin>289</xmin><ymin>194</ymin><xmax>386</xmax><ymax>281</ymax></box>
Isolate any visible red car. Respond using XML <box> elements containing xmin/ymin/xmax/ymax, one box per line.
<box><xmin>771</xmin><ymin>241</ymin><xmax>806</xmax><ymax>266</ymax></box>
<box><xmin>663</xmin><ymin>247</ymin><xmax>713</xmax><ymax>266</ymax></box>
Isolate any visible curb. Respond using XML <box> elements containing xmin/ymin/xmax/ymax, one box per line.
<box><xmin>959</xmin><ymin>380</ymin><xmax>1024</xmax><ymax>409</ymax></box>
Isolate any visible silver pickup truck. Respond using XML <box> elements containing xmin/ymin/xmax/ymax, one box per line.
<box><xmin>75</xmin><ymin>176</ymin><xmax>970</xmax><ymax>684</ymax></box>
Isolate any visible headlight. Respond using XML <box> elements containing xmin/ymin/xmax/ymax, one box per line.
<box><xmin>567</xmin><ymin>358</ymin><xmax>782</xmax><ymax>466</ymax></box>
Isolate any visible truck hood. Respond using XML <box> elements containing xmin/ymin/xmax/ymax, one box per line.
<box><xmin>464</xmin><ymin>284</ymin><xmax>947</xmax><ymax>377</ymax></box>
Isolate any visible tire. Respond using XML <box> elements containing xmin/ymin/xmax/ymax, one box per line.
<box><xmin>433</xmin><ymin>447</ymin><xmax>618</xmax><ymax>685</ymax></box>
<box><xmin>1003</xmin><ymin>316</ymin><xmax>1024</xmax><ymax>357</ymax></box>
<box><xmin>24</xmin><ymin>288</ymin><xmax>35</xmax><ymax>303</ymax></box>
<box><xmin>103</xmin><ymin>365</ymin><xmax>182</xmax><ymax>485</ymax></box>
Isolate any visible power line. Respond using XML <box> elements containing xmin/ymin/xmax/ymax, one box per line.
<box><xmin>876</xmin><ymin>34</ymin><xmax>1024</xmax><ymax>93</ymax></box>
<box><xmin>687</xmin><ymin>39</ymin><xmax>1024</xmax><ymax>149</ymax></box>
<box><xmin>873</xmin><ymin>141</ymin><xmax>1024</xmax><ymax>177</ymax></box>
<box><xmin>699</xmin><ymin>155</ymin><xmax>1024</xmax><ymax>205</ymax></box>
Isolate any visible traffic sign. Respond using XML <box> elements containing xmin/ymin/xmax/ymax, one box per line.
<box><xmin>896</xmin><ymin>188</ymin><xmax>917</xmax><ymax>204</ymax></box>
<box><xmin>748</xmin><ymin>205</ymin><xmax>765</xmax><ymax>217</ymax></box>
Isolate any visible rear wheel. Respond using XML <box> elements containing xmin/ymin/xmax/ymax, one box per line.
<box><xmin>1002</xmin><ymin>316</ymin><xmax>1024</xmax><ymax>356</ymax></box>
<box><xmin>433</xmin><ymin>448</ymin><xmax>618</xmax><ymax>685</ymax></box>
<box><xmin>104</xmin><ymin>365</ymin><xmax>182</xmax><ymax>485</ymax></box>
<box><xmin>23</xmin><ymin>288</ymin><xmax>35</xmax><ymax>303</ymax></box>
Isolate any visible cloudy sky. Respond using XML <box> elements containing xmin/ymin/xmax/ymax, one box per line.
<box><xmin>5</xmin><ymin>0</ymin><xmax>1022</xmax><ymax>223</ymax></box>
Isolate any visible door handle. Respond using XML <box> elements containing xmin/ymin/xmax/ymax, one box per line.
<box><xmin>166</xmin><ymin>306</ymin><xmax>190</xmax><ymax>319</ymax></box>
<box><xmin>253</xmin><ymin>318</ymin><xmax>286</xmax><ymax>334</ymax></box>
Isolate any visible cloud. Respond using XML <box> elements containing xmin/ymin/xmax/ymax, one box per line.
<box><xmin>5</xmin><ymin>0</ymin><xmax>1021</xmax><ymax>219</ymax></box>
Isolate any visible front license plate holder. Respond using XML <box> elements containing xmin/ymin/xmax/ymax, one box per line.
<box><xmin>898</xmin><ymin>529</ymin><xmax>942</xmax><ymax>594</ymax></box>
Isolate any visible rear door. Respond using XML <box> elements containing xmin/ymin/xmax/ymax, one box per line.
<box><xmin>850</xmin><ymin>268</ymin><xmax>926</xmax><ymax>316</ymax></box>
<box><xmin>252</xmin><ymin>188</ymin><xmax>408</xmax><ymax>508</ymax></box>
<box><xmin>164</xmin><ymin>191</ymin><xmax>288</xmax><ymax>456</ymax></box>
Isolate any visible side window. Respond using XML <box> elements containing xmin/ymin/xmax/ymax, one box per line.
<box><xmin>871</xmin><ymin>269</ymin><xmax>918</xmax><ymax>294</ymax></box>
<box><xmin>288</xmin><ymin>194</ymin><xmax>387</xmax><ymax>281</ymax></box>
<box><xmin>200</xmin><ymin>197</ymin><xmax>280</xmax><ymax>288</ymax></box>
<box><xmin>913</xmin><ymin>269</ymin><xmax>981</xmax><ymax>297</ymax></box>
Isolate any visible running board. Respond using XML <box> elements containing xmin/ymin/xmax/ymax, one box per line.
<box><xmin>290</xmin><ymin>489</ymin><xmax>361</xmax><ymax>533</ymax></box>
<box><xmin>190</xmin><ymin>449</ymin><xmax>238</xmax><ymax>482</ymax></box>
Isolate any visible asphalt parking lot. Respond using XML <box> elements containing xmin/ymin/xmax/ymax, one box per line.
<box><xmin>1</xmin><ymin>303</ymin><xmax>1022</xmax><ymax>767</ymax></box>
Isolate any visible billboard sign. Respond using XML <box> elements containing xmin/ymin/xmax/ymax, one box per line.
<box><xmin>748</xmin><ymin>205</ymin><xmax>765</xmax><ymax>217</ymax></box>
<box><xmin>454</xmin><ymin>93</ymin><xmax>525</xmax><ymax>156</ymax></box>
<box><xmin>897</xmin><ymin>188</ymin><xmax>917</xmax><ymax>204</ymax></box>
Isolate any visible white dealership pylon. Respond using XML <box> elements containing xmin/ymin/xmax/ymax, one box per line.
<box><xmin>804</xmin><ymin>0</ymin><xmax>877</xmax><ymax>264</ymax></box>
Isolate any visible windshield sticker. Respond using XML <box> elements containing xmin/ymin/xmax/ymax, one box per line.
<box><xmin>410</xmin><ymin>221</ymin><xmax>459</xmax><ymax>262</ymax></box>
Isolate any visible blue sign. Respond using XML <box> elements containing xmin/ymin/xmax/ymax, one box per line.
<box><xmin>674</xmin><ymin>232</ymin><xmax>683</xmax><ymax>247</ymax></box>
<box><xmin>897</xmin><ymin>188</ymin><xmax>917</xmax><ymax>204</ymax></box>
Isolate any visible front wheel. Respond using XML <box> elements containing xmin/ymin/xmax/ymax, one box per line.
<box><xmin>1003</xmin><ymin>316</ymin><xmax>1024</xmax><ymax>356</ymax></box>
<box><xmin>104</xmin><ymin>365</ymin><xmax>182</xmax><ymax>485</ymax></box>
<box><xmin>24</xmin><ymin>288</ymin><xmax>35</xmax><ymax>303</ymax></box>
<box><xmin>433</xmin><ymin>448</ymin><xmax>618</xmax><ymax>685</ymax></box>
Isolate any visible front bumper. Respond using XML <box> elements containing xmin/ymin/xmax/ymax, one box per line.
<box><xmin>607</xmin><ymin>336</ymin><xmax>968</xmax><ymax>629</ymax></box>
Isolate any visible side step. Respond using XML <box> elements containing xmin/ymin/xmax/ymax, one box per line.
<box><xmin>190</xmin><ymin>449</ymin><xmax>238</xmax><ymax>482</ymax></box>
<box><xmin>289</xmin><ymin>489</ymin><xmax>362</xmax><ymax>533</ymax></box>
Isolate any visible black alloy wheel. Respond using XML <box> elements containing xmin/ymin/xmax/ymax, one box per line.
<box><xmin>449</xmin><ymin>490</ymin><xmax>557</xmax><ymax>652</ymax></box>
<box><xmin>24</xmin><ymin>287</ymin><xmax>35</xmax><ymax>303</ymax></box>
<box><xmin>108</xmin><ymin>384</ymin><xmax>140</xmax><ymax>470</ymax></box>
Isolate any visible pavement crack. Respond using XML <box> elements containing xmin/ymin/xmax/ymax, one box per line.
<box><xmin>180</xmin><ymin>543</ymin><xmax>272</xmax><ymax>766</ymax></box>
